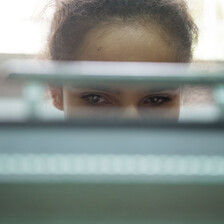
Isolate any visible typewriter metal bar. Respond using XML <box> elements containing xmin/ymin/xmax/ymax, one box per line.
<box><xmin>4</xmin><ymin>59</ymin><xmax>224</xmax><ymax>85</ymax></box>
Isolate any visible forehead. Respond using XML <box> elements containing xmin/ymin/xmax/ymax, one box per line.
<box><xmin>74</xmin><ymin>22</ymin><xmax>177</xmax><ymax>62</ymax></box>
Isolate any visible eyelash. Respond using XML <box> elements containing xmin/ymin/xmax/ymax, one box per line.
<box><xmin>142</xmin><ymin>95</ymin><xmax>171</xmax><ymax>106</ymax></box>
<box><xmin>81</xmin><ymin>93</ymin><xmax>172</xmax><ymax>106</ymax></box>
<box><xmin>81</xmin><ymin>94</ymin><xmax>111</xmax><ymax>106</ymax></box>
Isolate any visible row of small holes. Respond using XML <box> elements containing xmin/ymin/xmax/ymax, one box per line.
<box><xmin>0</xmin><ymin>154</ymin><xmax>224</xmax><ymax>176</ymax></box>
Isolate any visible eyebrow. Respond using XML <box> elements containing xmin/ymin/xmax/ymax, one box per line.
<box><xmin>69</xmin><ymin>86</ymin><xmax>122</xmax><ymax>94</ymax></box>
<box><xmin>144</xmin><ymin>86</ymin><xmax>180</xmax><ymax>93</ymax></box>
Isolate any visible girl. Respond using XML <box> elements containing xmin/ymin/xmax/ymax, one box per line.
<box><xmin>48</xmin><ymin>0</ymin><xmax>198</xmax><ymax>120</ymax></box>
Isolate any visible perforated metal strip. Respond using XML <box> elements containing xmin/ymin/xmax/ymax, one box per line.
<box><xmin>0</xmin><ymin>154</ymin><xmax>224</xmax><ymax>176</ymax></box>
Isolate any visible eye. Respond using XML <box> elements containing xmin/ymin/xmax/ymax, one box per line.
<box><xmin>142</xmin><ymin>96</ymin><xmax>171</xmax><ymax>106</ymax></box>
<box><xmin>81</xmin><ymin>94</ymin><xmax>111</xmax><ymax>106</ymax></box>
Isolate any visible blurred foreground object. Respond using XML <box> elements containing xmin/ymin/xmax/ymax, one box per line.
<box><xmin>0</xmin><ymin>121</ymin><xmax>224</xmax><ymax>224</ymax></box>
<box><xmin>0</xmin><ymin>60</ymin><xmax>224</xmax><ymax>223</ymax></box>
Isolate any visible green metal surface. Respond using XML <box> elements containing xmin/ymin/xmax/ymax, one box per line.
<box><xmin>1</xmin><ymin>183</ymin><xmax>224</xmax><ymax>224</ymax></box>
<box><xmin>4</xmin><ymin>60</ymin><xmax>224</xmax><ymax>85</ymax></box>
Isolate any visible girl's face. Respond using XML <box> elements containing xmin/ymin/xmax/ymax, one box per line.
<box><xmin>57</xmin><ymin>23</ymin><xmax>181</xmax><ymax>120</ymax></box>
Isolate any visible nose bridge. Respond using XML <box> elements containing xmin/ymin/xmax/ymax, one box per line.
<box><xmin>122</xmin><ymin>105</ymin><xmax>140</xmax><ymax>119</ymax></box>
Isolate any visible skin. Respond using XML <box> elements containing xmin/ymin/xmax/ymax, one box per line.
<box><xmin>52</xmin><ymin>22</ymin><xmax>181</xmax><ymax>120</ymax></box>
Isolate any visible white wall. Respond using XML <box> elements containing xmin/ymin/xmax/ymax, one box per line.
<box><xmin>0</xmin><ymin>0</ymin><xmax>223</xmax><ymax>60</ymax></box>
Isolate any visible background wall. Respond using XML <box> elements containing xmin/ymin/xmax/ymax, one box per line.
<box><xmin>0</xmin><ymin>0</ymin><xmax>223</xmax><ymax>61</ymax></box>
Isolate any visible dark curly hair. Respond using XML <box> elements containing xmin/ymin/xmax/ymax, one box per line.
<box><xmin>47</xmin><ymin>0</ymin><xmax>198</xmax><ymax>62</ymax></box>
